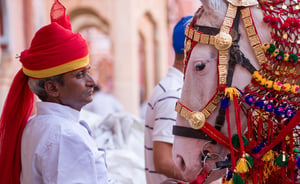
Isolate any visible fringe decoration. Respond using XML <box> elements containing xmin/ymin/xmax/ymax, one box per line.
<box><xmin>236</xmin><ymin>157</ymin><xmax>249</xmax><ymax>173</ymax></box>
<box><xmin>235</xmin><ymin>154</ymin><xmax>254</xmax><ymax>173</ymax></box>
<box><xmin>226</xmin><ymin>105</ymin><xmax>237</xmax><ymax>168</ymax></box>
<box><xmin>275</xmin><ymin>152</ymin><xmax>289</xmax><ymax>167</ymax></box>
<box><xmin>262</xmin><ymin>150</ymin><xmax>275</xmax><ymax>162</ymax></box>
<box><xmin>225</xmin><ymin>87</ymin><xmax>242</xmax><ymax>101</ymax></box>
<box><xmin>288</xmin><ymin>156</ymin><xmax>295</xmax><ymax>182</ymax></box>
<box><xmin>232</xmin><ymin>173</ymin><xmax>245</xmax><ymax>184</ymax></box>
<box><xmin>231</xmin><ymin>134</ymin><xmax>249</xmax><ymax>148</ymax></box>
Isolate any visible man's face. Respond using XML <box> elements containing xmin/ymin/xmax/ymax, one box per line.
<box><xmin>57</xmin><ymin>66</ymin><xmax>95</xmax><ymax>111</ymax></box>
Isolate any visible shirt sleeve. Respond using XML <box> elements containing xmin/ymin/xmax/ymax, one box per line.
<box><xmin>152</xmin><ymin>90</ymin><xmax>180</xmax><ymax>143</ymax></box>
<box><xmin>39</xmin><ymin>129</ymin><xmax>108</xmax><ymax>184</ymax></box>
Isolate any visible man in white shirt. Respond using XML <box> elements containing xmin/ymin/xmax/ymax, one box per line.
<box><xmin>144</xmin><ymin>16</ymin><xmax>192</xmax><ymax>184</ymax></box>
<box><xmin>0</xmin><ymin>1</ymin><xmax>109</xmax><ymax>183</ymax></box>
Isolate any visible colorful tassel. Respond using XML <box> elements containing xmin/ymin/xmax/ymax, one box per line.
<box><xmin>232</xmin><ymin>173</ymin><xmax>245</xmax><ymax>184</ymax></box>
<box><xmin>275</xmin><ymin>50</ymin><xmax>285</xmax><ymax>61</ymax></box>
<box><xmin>275</xmin><ymin>152</ymin><xmax>289</xmax><ymax>167</ymax></box>
<box><xmin>288</xmin><ymin>156</ymin><xmax>296</xmax><ymax>168</ymax></box>
<box><xmin>288</xmin><ymin>53</ymin><xmax>298</xmax><ymax>63</ymax></box>
<box><xmin>231</xmin><ymin>134</ymin><xmax>249</xmax><ymax>148</ymax></box>
<box><xmin>266</xmin><ymin>43</ymin><xmax>276</xmax><ymax>54</ymax></box>
<box><xmin>225</xmin><ymin>87</ymin><xmax>241</xmax><ymax>101</ymax></box>
<box><xmin>221</xmin><ymin>97</ymin><xmax>230</xmax><ymax>109</ymax></box>
<box><xmin>236</xmin><ymin>157</ymin><xmax>249</xmax><ymax>173</ymax></box>
<box><xmin>235</xmin><ymin>154</ymin><xmax>253</xmax><ymax>173</ymax></box>
<box><xmin>261</xmin><ymin>150</ymin><xmax>274</xmax><ymax>162</ymax></box>
<box><xmin>245</xmin><ymin>154</ymin><xmax>254</xmax><ymax>167</ymax></box>
<box><xmin>222</xmin><ymin>179</ymin><xmax>233</xmax><ymax>184</ymax></box>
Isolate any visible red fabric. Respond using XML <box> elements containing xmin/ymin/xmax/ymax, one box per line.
<box><xmin>51</xmin><ymin>0</ymin><xmax>71</xmax><ymax>30</ymax></box>
<box><xmin>20</xmin><ymin>0</ymin><xmax>88</xmax><ymax>76</ymax></box>
<box><xmin>0</xmin><ymin>70</ymin><xmax>34</xmax><ymax>184</ymax></box>
<box><xmin>20</xmin><ymin>22</ymin><xmax>88</xmax><ymax>74</ymax></box>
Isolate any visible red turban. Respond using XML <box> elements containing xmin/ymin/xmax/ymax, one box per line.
<box><xmin>0</xmin><ymin>0</ymin><xmax>89</xmax><ymax>183</ymax></box>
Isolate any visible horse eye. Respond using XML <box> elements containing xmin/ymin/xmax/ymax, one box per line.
<box><xmin>195</xmin><ymin>63</ymin><xmax>206</xmax><ymax>71</ymax></box>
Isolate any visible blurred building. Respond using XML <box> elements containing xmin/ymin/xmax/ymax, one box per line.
<box><xmin>0</xmin><ymin>0</ymin><xmax>200</xmax><ymax>116</ymax></box>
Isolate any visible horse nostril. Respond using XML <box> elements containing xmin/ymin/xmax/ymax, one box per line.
<box><xmin>195</xmin><ymin>63</ymin><xmax>206</xmax><ymax>71</ymax></box>
<box><xmin>176</xmin><ymin>155</ymin><xmax>186</xmax><ymax>172</ymax></box>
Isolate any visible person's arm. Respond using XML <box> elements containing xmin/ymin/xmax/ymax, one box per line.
<box><xmin>151</xmin><ymin>90</ymin><xmax>186</xmax><ymax>181</ymax></box>
<box><xmin>153</xmin><ymin>141</ymin><xmax>185</xmax><ymax>181</ymax></box>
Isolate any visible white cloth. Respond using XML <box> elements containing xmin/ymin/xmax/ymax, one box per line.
<box><xmin>93</xmin><ymin>112</ymin><xmax>139</xmax><ymax>150</ymax></box>
<box><xmin>144</xmin><ymin>66</ymin><xmax>183</xmax><ymax>184</ymax></box>
<box><xmin>80</xmin><ymin>111</ymin><xmax>147</xmax><ymax>184</ymax></box>
<box><xmin>83</xmin><ymin>91</ymin><xmax>123</xmax><ymax>118</ymax></box>
<box><xmin>21</xmin><ymin>102</ymin><xmax>108</xmax><ymax>184</ymax></box>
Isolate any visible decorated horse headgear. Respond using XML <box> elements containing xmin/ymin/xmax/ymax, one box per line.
<box><xmin>174</xmin><ymin>0</ymin><xmax>300</xmax><ymax>183</ymax></box>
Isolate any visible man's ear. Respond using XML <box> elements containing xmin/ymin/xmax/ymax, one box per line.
<box><xmin>44</xmin><ymin>81</ymin><xmax>60</xmax><ymax>98</ymax></box>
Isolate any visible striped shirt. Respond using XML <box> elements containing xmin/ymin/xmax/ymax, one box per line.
<box><xmin>144</xmin><ymin>66</ymin><xmax>183</xmax><ymax>184</ymax></box>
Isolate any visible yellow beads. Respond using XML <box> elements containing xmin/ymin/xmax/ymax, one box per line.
<box><xmin>252</xmin><ymin>71</ymin><xmax>300</xmax><ymax>94</ymax></box>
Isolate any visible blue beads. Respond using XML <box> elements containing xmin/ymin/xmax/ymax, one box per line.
<box><xmin>226</xmin><ymin>170</ymin><xmax>233</xmax><ymax>181</ymax></box>
<box><xmin>252</xmin><ymin>145</ymin><xmax>263</xmax><ymax>153</ymax></box>
<box><xmin>221</xmin><ymin>97</ymin><xmax>230</xmax><ymax>109</ymax></box>
<box><xmin>264</xmin><ymin>103</ymin><xmax>274</xmax><ymax>112</ymax></box>
<box><xmin>245</xmin><ymin>95</ymin><xmax>255</xmax><ymax>105</ymax></box>
<box><xmin>274</xmin><ymin>105</ymin><xmax>285</xmax><ymax>116</ymax></box>
<box><xmin>255</xmin><ymin>100</ymin><xmax>265</xmax><ymax>109</ymax></box>
<box><xmin>285</xmin><ymin>107</ymin><xmax>295</xmax><ymax>118</ymax></box>
<box><xmin>296</xmin><ymin>156</ymin><xmax>300</xmax><ymax>168</ymax></box>
<box><xmin>243</xmin><ymin>93</ymin><xmax>296</xmax><ymax>119</ymax></box>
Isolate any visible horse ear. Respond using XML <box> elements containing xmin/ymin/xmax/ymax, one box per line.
<box><xmin>200</xmin><ymin>0</ymin><xmax>211</xmax><ymax>10</ymax></box>
<box><xmin>200</xmin><ymin>0</ymin><xmax>227</xmax><ymax>12</ymax></box>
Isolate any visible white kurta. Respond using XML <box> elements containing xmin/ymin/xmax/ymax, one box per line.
<box><xmin>21</xmin><ymin>102</ymin><xmax>108</xmax><ymax>184</ymax></box>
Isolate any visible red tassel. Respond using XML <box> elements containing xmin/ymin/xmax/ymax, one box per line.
<box><xmin>288</xmin><ymin>156</ymin><xmax>295</xmax><ymax>183</ymax></box>
<box><xmin>288</xmin><ymin>132</ymin><xmax>295</xmax><ymax>184</ymax></box>
<box><xmin>263</xmin><ymin>14</ymin><xmax>272</xmax><ymax>23</ymax></box>
<box><xmin>226</xmin><ymin>107</ymin><xmax>236</xmax><ymax>168</ymax></box>
<box><xmin>247</xmin><ymin>112</ymin><xmax>253</xmax><ymax>141</ymax></box>
<box><xmin>257</xmin><ymin>117</ymin><xmax>263</xmax><ymax>143</ymax></box>
<box><xmin>267</xmin><ymin>120</ymin><xmax>273</xmax><ymax>144</ymax></box>
<box><xmin>233</xmin><ymin>95</ymin><xmax>245</xmax><ymax>153</ymax></box>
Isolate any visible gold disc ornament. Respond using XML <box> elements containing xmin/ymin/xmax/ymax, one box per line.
<box><xmin>189</xmin><ymin>111</ymin><xmax>206</xmax><ymax>129</ymax></box>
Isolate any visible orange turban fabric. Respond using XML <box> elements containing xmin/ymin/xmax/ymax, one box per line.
<box><xmin>0</xmin><ymin>1</ymin><xmax>89</xmax><ymax>183</ymax></box>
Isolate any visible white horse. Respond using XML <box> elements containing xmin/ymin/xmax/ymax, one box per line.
<box><xmin>173</xmin><ymin>0</ymin><xmax>300</xmax><ymax>183</ymax></box>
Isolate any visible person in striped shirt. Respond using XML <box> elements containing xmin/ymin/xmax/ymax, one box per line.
<box><xmin>144</xmin><ymin>16</ymin><xmax>192</xmax><ymax>184</ymax></box>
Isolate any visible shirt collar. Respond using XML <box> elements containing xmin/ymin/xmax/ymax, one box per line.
<box><xmin>36</xmin><ymin>101</ymin><xmax>80</xmax><ymax>122</ymax></box>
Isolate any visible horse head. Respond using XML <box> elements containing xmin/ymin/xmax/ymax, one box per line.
<box><xmin>173</xmin><ymin>0</ymin><xmax>273</xmax><ymax>182</ymax></box>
